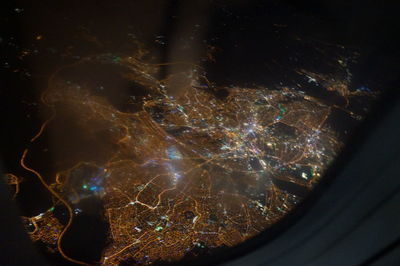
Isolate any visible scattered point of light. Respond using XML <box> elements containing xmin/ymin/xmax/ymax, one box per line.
<box><xmin>221</xmin><ymin>144</ymin><xmax>230</xmax><ymax>150</ymax></box>
<box><xmin>155</xmin><ymin>226</ymin><xmax>163</xmax><ymax>232</ymax></box>
<box><xmin>306</xmin><ymin>75</ymin><xmax>317</xmax><ymax>84</ymax></box>
<box><xmin>310</xmin><ymin>168</ymin><xmax>315</xmax><ymax>177</ymax></box>
<box><xmin>301</xmin><ymin>172</ymin><xmax>308</xmax><ymax>179</ymax></box>
<box><xmin>174</xmin><ymin>173</ymin><xmax>181</xmax><ymax>179</ymax></box>
<box><xmin>35</xmin><ymin>213</ymin><xmax>44</xmax><ymax>219</ymax></box>
<box><xmin>166</xmin><ymin>146</ymin><xmax>183</xmax><ymax>160</ymax></box>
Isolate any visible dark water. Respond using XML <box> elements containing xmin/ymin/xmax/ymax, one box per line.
<box><xmin>61</xmin><ymin>198</ymin><xmax>109</xmax><ymax>264</ymax></box>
